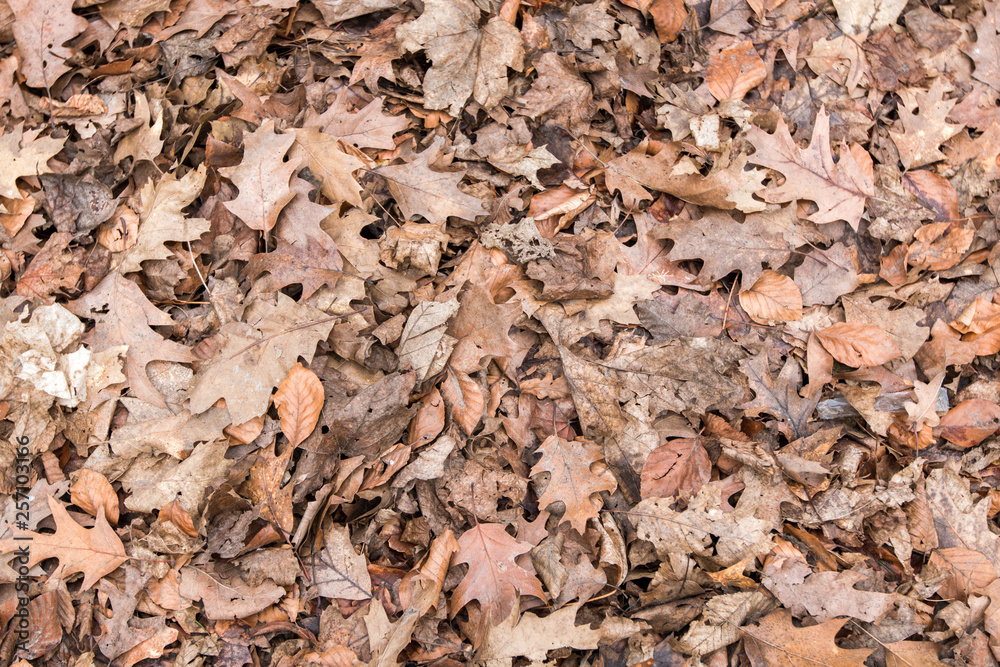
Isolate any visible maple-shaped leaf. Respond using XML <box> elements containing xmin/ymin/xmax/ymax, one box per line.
<box><xmin>245</xmin><ymin>240</ymin><xmax>344</xmax><ymax>300</ymax></box>
<box><xmin>309</xmin><ymin>93</ymin><xmax>407</xmax><ymax>151</ymax></box>
<box><xmin>220</xmin><ymin>119</ymin><xmax>300</xmax><ymax>234</ymax></box>
<box><xmin>889</xmin><ymin>79</ymin><xmax>965</xmax><ymax>169</ymax></box>
<box><xmin>530</xmin><ymin>436</ymin><xmax>617</xmax><ymax>533</ymax></box>
<box><xmin>742</xmin><ymin>610</ymin><xmax>874</xmax><ymax>666</ymax></box>
<box><xmin>375</xmin><ymin>138</ymin><xmax>486</xmax><ymax>224</ymax></box>
<box><xmin>289</xmin><ymin>127</ymin><xmax>363</xmax><ymax>206</ymax></box>
<box><xmin>68</xmin><ymin>272</ymin><xmax>195</xmax><ymax>408</ymax></box>
<box><xmin>396</xmin><ymin>0</ymin><xmax>523</xmax><ymax>114</ymax></box>
<box><xmin>0</xmin><ymin>123</ymin><xmax>66</xmax><ymax>199</ymax></box>
<box><xmin>118</xmin><ymin>165</ymin><xmax>209</xmax><ymax>274</ymax></box>
<box><xmin>739</xmin><ymin>349</ymin><xmax>820</xmax><ymax>439</ymax></box>
<box><xmin>0</xmin><ymin>495</ymin><xmax>127</xmax><ymax>591</ymax></box>
<box><xmin>8</xmin><ymin>0</ymin><xmax>88</xmax><ymax>89</ymax></box>
<box><xmin>450</xmin><ymin>522</ymin><xmax>545</xmax><ymax>625</ymax></box>
<box><xmin>746</xmin><ymin>106</ymin><xmax>875</xmax><ymax>229</ymax></box>
<box><xmin>658</xmin><ymin>207</ymin><xmax>797</xmax><ymax>288</ymax></box>
<box><xmin>965</xmin><ymin>1</ymin><xmax>1000</xmax><ymax>92</ymax></box>
<box><xmin>188</xmin><ymin>293</ymin><xmax>336</xmax><ymax>424</ymax></box>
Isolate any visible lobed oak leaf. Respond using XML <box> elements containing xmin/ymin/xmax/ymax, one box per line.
<box><xmin>187</xmin><ymin>294</ymin><xmax>336</xmax><ymax>424</ymax></box>
<box><xmin>815</xmin><ymin>322</ymin><xmax>901</xmax><ymax>368</ymax></box>
<box><xmin>289</xmin><ymin>127</ymin><xmax>363</xmax><ymax>206</ymax></box>
<box><xmin>375</xmin><ymin>138</ymin><xmax>486</xmax><ymax>224</ymax></box>
<box><xmin>68</xmin><ymin>272</ymin><xmax>196</xmax><ymax>408</ymax></box>
<box><xmin>220</xmin><ymin>119</ymin><xmax>300</xmax><ymax>234</ymax></box>
<box><xmin>0</xmin><ymin>495</ymin><xmax>127</xmax><ymax>591</ymax></box>
<box><xmin>0</xmin><ymin>123</ymin><xmax>66</xmax><ymax>199</ymax></box>
<box><xmin>396</xmin><ymin>0</ymin><xmax>523</xmax><ymax>115</ymax></box>
<box><xmin>964</xmin><ymin>1</ymin><xmax>1000</xmax><ymax>92</ymax></box>
<box><xmin>245</xmin><ymin>240</ymin><xmax>344</xmax><ymax>300</ymax></box>
<box><xmin>8</xmin><ymin>0</ymin><xmax>87</xmax><ymax>89</ymax></box>
<box><xmin>450</xmin><ymin>522</ymin><xmax>545</xmax><ymax>625</ymax></box>
<box><xmin>742</xmin><ymin>610</ymin><xmax>874</xmax><ymax>666</ymax></box>
<box><xmin>118</xmin><ymin>165</ymin><xmax>210</xmax><ymax>275</ymax></box>
<box><xmin>889</xmin><ymin>79</ymin><xmax>965</xmax><ymax>170</ymax></box>
<box><xmin>530</xmin><ymin>436</ymin><xmax>617</xmax><ymax>533</ymax></box>
<box><xmin>746</xmin><ymin>107</ymin><xmax>874</xmax><ymax>229</ymax></box>
<box><xmin>310</xmin><ymin>93</ymin><xmax>407</xmax><ymax>151</ymax></box>
<box><xmin>739</xmin><ymin>349</ymin><xmax>820</xmax><ymax>439</ymax></box>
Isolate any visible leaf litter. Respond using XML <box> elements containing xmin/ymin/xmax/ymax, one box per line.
<box><xmin>3</xmin><ymin>0</ymin><xmax>1000</xmax><ymax>665</ymax></box>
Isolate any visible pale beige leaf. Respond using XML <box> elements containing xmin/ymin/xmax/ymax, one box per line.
<box><xmin>220</xmin><ymin>119</ymin><xmax>300</xmax><ymax>233</ymax></box>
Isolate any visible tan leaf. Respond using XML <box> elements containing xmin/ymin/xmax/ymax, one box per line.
<box><xmin>0</xmin><ymin>495</ymin><xmax>127</xmax><ymax>590</ymax></box>
<box><xmin>739</xmin><ymin>270</ymin><xmax>802</xmax><ymax>323</ymax></box>
<box><xmin>158</xmin><ymin>500</ymin><xmax>198</xmax><ymax>538</ymax></box>
<box><xmin>531</xmin><ymin>436</ymin><xmax>617</xmax><ymax>533</ymax></box>
<box><xmin>273</xmin><ymin>362</ymin><xmax>324</xmax><ymax>447</ymax></box>
<box><xmin>815</xmin><ymin>322</ymin><xmax>901</xmax><ymax>367</ymax></box>
<box><xmin>0</xmin><ymin>123</ymin><xmax>65</xmax><ymax>199</ymax></box>
<box><xmin>762</xmin><ymin>556</ymin><xmax>899</xmax><ymax>622</ymax></box>
<box><xmin>906</xmin><ymin>221</ymin><xmax>974</xmax><ymax>271</ymax></box>
<box><xmin>220</xmin><ymin>119</ymin><xmax>300</xmax><ymax>233</ymax></box>
<box><xmin>375</xmin><ymin>138</ymin><xmax>486</xmax><ymax>224</ymax></box>
<box><xmin>71</xmin><ymin>470</ymin><xmax>119</xmax><ymax>526</ymax></box>
<box><xmin>313</xmin><ymin>520</ymin><xmax>373</xmax><ymax>601</ymax></box>
<box><xmin>640</xmin><ymin>437</ymin><xmax>711</xmax><ymax>501</ymax></box>
<box><xmin>904</xmin><ymin>372</ymin><xmax>945</xmax><ymax>431</ymax></box>
<box><xmin>289</xmin><ymin>127</ymin><xmax>363</xmax><ymax>206</ymax></box>
<box><xmin>649</xmin><ymin>0</ymin><xmax>687</xmax><ymax>42</ymax></box>
<box><xmin>746</xmin><ymin>106</ymin><xmax>874</xmax><ymax>229</ymax></box>
<box><xmin>884</xmin><ymin>642</ymin><xmax>945</xmax><ymax>667</ymax></box>
<box><xmin>450</xmin><ymin>522</ymin><xmax>545</xmax><ymax>625</ymax></box>
<box><xmin>706</xmin><ymin>39</ymin><xmax>767</xmax><ymax>101</ymax></box>
<box><xmin>440</xmin><ymin>366</ymin><xmax>484</xmax><ymax>436</ymax></box>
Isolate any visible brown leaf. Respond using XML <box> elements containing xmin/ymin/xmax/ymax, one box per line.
<box><xmin>815</xmin><ymin>322</ymin><xmax>901</xmax><ymax>367</ymax></box>
<box><xmin>906</xmin><ymin>221</ymin><xmax>974</xmax><ymax>271</ymax></box>
<box><xmin>938</xmin><ymin>398</ymin><xmax>1000</xmax><ymax>448</ymax></box>
<box><xmin>739</xmin><ymin>270</ymin><xmax>802</xmax><ymax>323</ymax></box>
<box><xmin>289</xmin><ymin>127</ymin><xmax>363</xmax><ymax>206</ymax></box>
<box><xmin>516</xmin><ymin>52</ymin><xmax>596</xmax><ymax>136</ymax></box>
<box><xmin>71</xmin><ymin>469</ymin><xmax>119</xmax><ymax>526</ymax></box>
<box><xmin>273</xmin><ymin>362</ymin><xmax>324</xmax><ymax>448</ymax></box>
<box><xmin>649</xmin><ymin>0</ymin><xmax>687</xmax><ymax>42</ymax></box>
<box><xmin>705</xmin><ymin>39</ymin><xmax>767</xmax><ymax>101</ymax></box>
<box><xmin>889</xmin><ymin>78</ymin><xmax>964</xmax><ymax>169</ymax></box>
<box><xmin>409</xmin><ymin>387</ymin><xmax>445</xmax><ymax>447</ymax></box>
<box><xmin>440</xmin><ymin>366</ymin><xmax>484</xmax><ymax>436</ymax></box>
<box><xmin>16</xmin><ymin>232</ymin><xmax>84</xmax><ymax>304</ymax></box>
<box><xmin>531</xmin><ymin>436</ymin><xmax>616</xmax><ymax>533</ymax></box>
<box><xmin>245</xmin><ymin>239</ymin><xmax>344</xmax><ymax>300</ymax></box>
<box><xmin>450</xmin><ymin>522</ymin><xmax>545</xmax><ymax>625</ymax></box>
<box><xmin>746</xmin><ymin>107</ymin><xmax>874</xmax><ymax>229</ymax></box>
<box><xmin>930</xmin><ymin>547</ymin><xmax>998</xmax><ymax>600</ymax></box>
<box><xmin>0</xmin><ymin>495</ymin><xmax>127</xmax><ymax>590</ymax></box>
<box><xmin>8</xmin><ymin>0</ymin><xmax>87</xmax><ymax>89</ymax></box>
<box><xmin>740</xmin><ymin>350</ymin><xmax>820</xmax><ymax>439</ymax></box>
<box><xmin>640</xmin><ymin>437</ymin><xmax>711</xmax><ymax>501</ymax></box>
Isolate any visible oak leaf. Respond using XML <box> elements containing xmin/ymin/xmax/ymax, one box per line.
<box><xmin>118</xmin><ymin>165</ymin><xmax>210</xmax><ymax>274</ymax></box>
<box><xmin>746</xmin><ymin>107</ymin><xmax>875</xmax><ymax>229</ymax></box>
<box><xmin>310</xmin><ymin>94</ymin><xmax>407</xmax><ymax>151</ymax></box>
<box><xmin>289</xmin><ymin>127</ymin><xmax>363</xmax><ymax>206</ymax></box>
<box><xmin>516</xmin><ymin>53</ymin><xmax>596</xmax><ymax>136</ymax></box>
<box><xmin>762</xmin><ymin>556</ymin><xmax>899</xmax><ymax>622</ymax></box>
<box><xmin>187</xmin><ymin>294</ymin><xmax>336</xmax><ymax>424</ymax></box>
<box><xmin>8</xmin><ymin>0</ymin><xmax>87</xmax><ymax>89</ymax></box>
<box><xmin>793</xmin><ymin>243</ymin><xmax>860</xmax><ymax>307</ymax></box>
<box><xmin>0</xmin><ymin>123</ymin><xmax>66</xmax><ymax>199</ymax></box>
<box><xmin>396</xmin><ymin>0</ymin><xmax>523</xmax><ymax>115</ymax></box>
<box><xmin>739</xmin><ymin>349</ymin><xmax>820</xmax><ymax>439</ymax></box>
<box><xmin>890</xmin><ymin>79</ymin><xmax>964</xmax><ymax>170</ymax></box>
<box><xmin>375</xmin><ymin>138</ymin><xmax>486</xmax><ymax>224</ymax></box>
<box><xmin>68</xmin><ymin>272</ymin><xmax>195</xmax><ymax>408</ymax></box>
<box><xmin>531</xmin><ymin>436</ymin><xmax>617</xmax><ymax>533</ymax></box>
<box><xmin>815</xmin><ymin>322</ymin><xmax>901</xmax><ymax>367</ymax></box>
<box><xmin>245</xmin><ymin>240</ymin><xmax>344</xmax><ymax>300</ymax></box>
<box><xmin>220</xmin><ymin>119</ymin><xmax>300</xmax><ymax>234</ymax></box>
<box><xmin>450</xmin><ymin>522</ymin><xmax>545</xmax><ymax>625</ymax></box>
<box><xmin>0</xmin><ymin>495</ymin><xmax>126</xmax><ymax>591</ymax></box>
<box><xmin>964</xmin><ymin>1</ymin><xmax>1000</xmax><ymax>91</ymax></box>
<box><xmin>742</xmin><ymin>610</ymin><xmax>874</xmax><ymax>666</ymax></box>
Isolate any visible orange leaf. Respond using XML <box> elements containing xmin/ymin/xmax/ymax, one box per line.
<box><xmin>938</xmin><ymin>398</ymin><xmax>1000</xmax><ymax>448</ymax></box>
<box><xmin>158</xmin><ymin>500</ymin><xmax>198</xmax><ymax>538</ymax></box>
<box><xmin>409</xmin><ymin>387</ymin><xmax>445</xmax><ymax>447</ymax></box>
<box><xmin>706</xmin><ymin>39</ymin><xmax>767</xmax><ymax>101</ymax></box>
<box><xmin>929</xmin><ymin>547</ymin><xmax>997</xmax><ymax>600</ymax></box>
<box><xmin>648</xmin><ymin>0</ymin><xmax>686</xmax><ymax>43</ymax></box>
<box><xmin>640</xmin><ymin>438</ymin><xmax>710</xmax><ymax>501</ymax></box>
<box><xmin>70</xmin><ymin>470</ymin><xmax>119</xmax><ymax>526</ymax></box>
<box><xmin>273</xmin><ymin>362</ymin><xmax>324</xmax><ymax>447</ymax></box>
<box><xmin>0</xmin><ymin>495</ymin><xmax>127</xmax><ymax>591</ymax></box>
<box><xmin>739</xmin><ymin>270</ymin><xmax>803</xmax><ymax>323</ymax></box>
<box><xmin>815</xmin><ymin>322</ymin><xmax>900</xmax><ymax>367</ymax></box>
<box><xmin>440</xmin><ymin>367</ymin><xmax>484</xmax><ymax>436</ymax></box>
<box><xmin>742</xmin><ymin>610</ymin><xmax>875</xmax><ymax>666</ymax></box>
<box><xmin>906</xmin><ymin>221</ymin><xmax>974</xmax><ymax>271</ymax></box>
